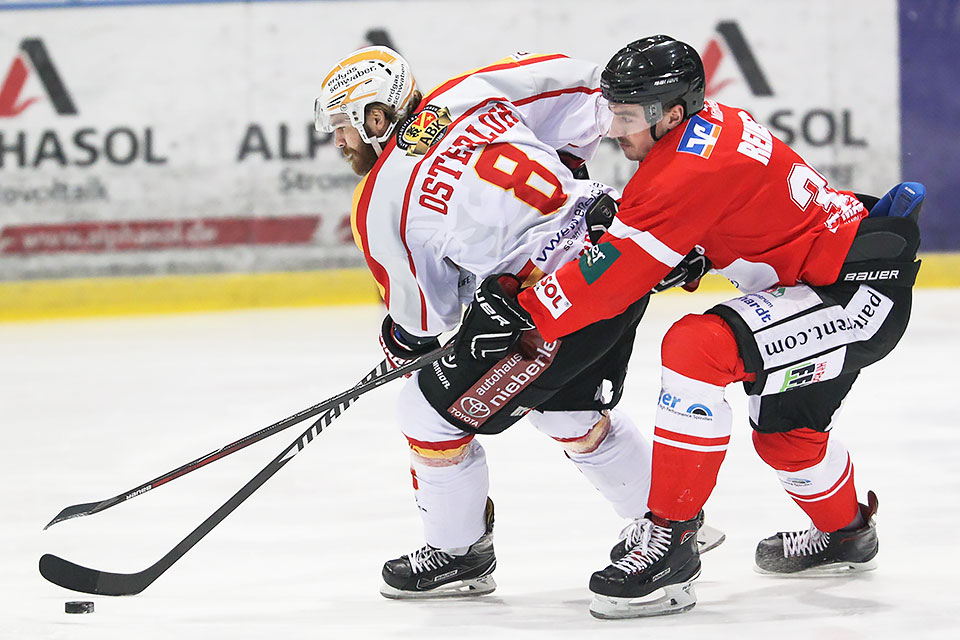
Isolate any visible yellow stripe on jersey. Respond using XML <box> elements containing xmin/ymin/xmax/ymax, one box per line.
<box><xmin>350</xmin><ymin>174</ymin><xmax>369</xmax><ymax>253</ymax></box>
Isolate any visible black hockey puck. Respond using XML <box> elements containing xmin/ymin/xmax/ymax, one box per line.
<box><xmin>65</xmin><ymin>601</ymin><xmax>94</xmax><ymax>614</ymax></box>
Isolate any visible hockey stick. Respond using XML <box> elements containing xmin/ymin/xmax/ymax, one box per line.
<box><xmin>39</xmin><ymin>344</ymin><xmax>453</xmax><ymax>596</ymax></box>
<box><xmin>44</xmin><ymin>360</ymin><xmax>392</xmax><ymax>529</ymax></box>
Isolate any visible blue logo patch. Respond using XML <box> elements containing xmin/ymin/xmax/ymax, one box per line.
<box><xmin>677</xmin><ymin>115</ymin><xmax>721</xmax><ymax>159</ymax></box>
<box><xmin>685</xmin><ymin>403</ymin><xmax>713</xmax><ymax>417</ymax></box>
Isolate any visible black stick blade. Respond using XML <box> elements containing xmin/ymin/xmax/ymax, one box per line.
<box><xmin>44</xmin><ymin>500</ymin><xmax>109</xmax><ymax>530</ymax></box>
<box><xmin>39</xmin><ymin>553</ymin><xmax>154</xmax><ymax>596</ymax></box>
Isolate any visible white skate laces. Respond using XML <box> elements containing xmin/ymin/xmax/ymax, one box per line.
<box><xmin>612</xmin><ymin>519</ymin><xmax>672</xmax><ymax>573</ymax></box>
<box><xmin>407</xmin><ymin>546</ymin><xmax>452</xmax><ymax>573</ymax></box>
<box><xmin>781</xmin><ymin>525</ymin><xmax>830</xmax><ymax>558</ymax></box>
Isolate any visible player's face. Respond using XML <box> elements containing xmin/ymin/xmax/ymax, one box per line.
<box><xmin>332</xmin><ymin>116</ymin><xmax>377</xmax><ymax>176</ymax></box>
<box><xmin>608</xmin><ymin>103</ymin><xmax>686</xmax><ymax>161</ymax></box>
<box><xmin>607</xmin><ymin>103</ymin><xmax>658</xmax><ymax>162</ymax></box>
<box><xmin>615</xmin><ymin>128</ymin><xmax>656</xmax><ymax>162</ymax></box>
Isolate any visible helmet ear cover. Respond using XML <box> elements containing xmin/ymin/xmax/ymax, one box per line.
<box><xmin>315</xmin><ymin>46</ymin><xmax>418</xmax><ymax>146</ymax></box>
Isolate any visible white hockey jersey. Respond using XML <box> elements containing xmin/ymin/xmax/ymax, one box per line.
<box><xmin>351</xmin><ymin>53</ymin><xmax>618</xmax><ymax>337</ymax></box>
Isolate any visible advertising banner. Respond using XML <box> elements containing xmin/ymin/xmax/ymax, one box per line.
<box><xmin>0</xmin><ymin>0</ymin><xmax>902</xmax><ymax>282</ymax></box>
<box><xmin>899</xmin><ymin>0</ymin><xmax>960</xmax><ymax>251</ymax></box>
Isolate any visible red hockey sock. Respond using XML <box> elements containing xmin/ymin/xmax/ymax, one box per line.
<box><xmin>648</xmin><ymin>314</ymin><xmax>753</xmax><ymax>521</ymax></box>
<box><xmin>753</xmin><ymin>429</ymin><xmax>859</xmax><ymax>532</ymax></box>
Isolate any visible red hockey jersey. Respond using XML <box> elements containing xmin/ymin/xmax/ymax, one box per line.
<box><xmin>518</xmin><ymin>99</ymin><xmax>867</xmax><ymax>341</ymax></box>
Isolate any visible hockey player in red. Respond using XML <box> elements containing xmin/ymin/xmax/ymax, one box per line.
<box><xmin>314</xmin><ymin>45</ymin><xmax>726</xmax><ymax>602</ymax></box>
<box><xmin>457</xmin><ymin>35</ymin><xmax>923</xmax><ymax>618</ymax></box>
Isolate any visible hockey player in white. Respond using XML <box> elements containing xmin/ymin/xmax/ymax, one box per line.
<box><xmin>314</xmin><ymin>46</ymin><xmax>722</xmax><ymax>599</ymax></box>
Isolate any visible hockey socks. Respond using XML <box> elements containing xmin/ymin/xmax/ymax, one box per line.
<box><xmin>752</xmin><ymin>429</ymin><xmax>860</xmax><ymax>533</ymax></box>
<box><xmin>648</xmin><ymin>368</ymin><xmax>734</xmax><ymax>520</ymax></box>
<box><xmin>529</xmin><ymin>408</ymin><xmax>652</xmax><ymax>519</ymax></box>
<box><xmin>647</xmin><ymin>314</ymin><xmax>747</xmax><ymax>520</ymax></box>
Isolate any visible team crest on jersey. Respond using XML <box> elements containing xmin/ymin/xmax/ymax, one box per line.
<box><xmin>396</xmin><ymin>104</ymin><xmax>453</xmax><ymax>156</ymax></box>
<box><xmin>676</xmin><ymin>115</ymin><xmax>721</xmax><ymax>159</ymax></box>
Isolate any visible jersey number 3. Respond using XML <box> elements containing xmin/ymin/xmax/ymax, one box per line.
<box><xmin>475</xmin><ymin>143</ymin><xmax>568</xmax><ymax>215</ymax></box>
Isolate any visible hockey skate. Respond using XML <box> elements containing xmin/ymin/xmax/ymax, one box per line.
<box><xmin>609</xmin><ymin>510</ymin><xmax>725</xmax><ymax>562</ymax></box>
<box><xmin>589</xmin><ymin>513</ymin><xmax>701</xmax><ymax>619</ymax></box>
<box><xmin>380</xmin><ymin>497</ymin><xmax>496</xmax><ymax>599</ymax></box>
<box><xmin>755</xmin><ymin>490</ymin><xmax>879</xmax><ymax>576</ymax></box>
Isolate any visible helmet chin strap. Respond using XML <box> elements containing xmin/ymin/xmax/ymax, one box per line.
<box><xmin>650</xmin><ymin>122</ymin><xmax>665</xmax><ymax>142</ymax></box>
<box><xmin>367</xmin><ymin>121</ymin><xmax>398</xmax><ymax>157</ymax></box>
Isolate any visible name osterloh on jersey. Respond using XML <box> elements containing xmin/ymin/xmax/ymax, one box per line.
<box><xmin>448</xmin><ymin>340</ymin><xmax>558</xmax><ymax>428</ymax></box>
<box><xmin>417</xmin><ymin>102</ymin><xmax>521</xmax><ymax>215</ymax></box>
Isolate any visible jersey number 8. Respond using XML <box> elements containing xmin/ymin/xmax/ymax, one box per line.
<box><xmin>475</xmin><ymin>143</ymin><xmax>568</xmax><ymax>216</ymax></box>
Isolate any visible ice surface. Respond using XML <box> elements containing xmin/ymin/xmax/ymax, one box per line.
<box><xmin>2</xmin><ymin>290</ymin><xmax>958</xmax><ymax>639</ymax></box>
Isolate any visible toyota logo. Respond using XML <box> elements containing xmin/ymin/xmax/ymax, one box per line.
<box><xmin>460</xmin><ymin>397</ymin><xmax>490</xmax><ymax>417</ymax></box>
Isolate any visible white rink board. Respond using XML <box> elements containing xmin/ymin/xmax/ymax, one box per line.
<box><xmin>0</xmin><ymin>0</ymin><xmax>899</xmax><ymax>277</ymax></box>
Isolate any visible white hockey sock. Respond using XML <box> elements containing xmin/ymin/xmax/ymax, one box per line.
<box><xmin>529</xmin><ymin>409</ymin><xmax>651</xmax><ymax>519</ymax></box>
<box><xmin>410</xmin><ymin>440</ymin><xmax>490</xmax><ymax>551</ymax></box>
<box><xmin>397</xmin><ymin>378</ymin><xmax>492</xmax><ymax>551</ymax></box>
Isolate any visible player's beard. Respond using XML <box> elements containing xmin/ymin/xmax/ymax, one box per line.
<box><xmin>342</xmin><ymin>142</ymin><xmax>378</xmax><ymax>176</ymax></box>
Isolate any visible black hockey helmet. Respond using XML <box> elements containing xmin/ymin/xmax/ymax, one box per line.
<box><xmin>601</xmin><ymin>35</ymin><xmax>705</xmax><ymax>124</ymax></box>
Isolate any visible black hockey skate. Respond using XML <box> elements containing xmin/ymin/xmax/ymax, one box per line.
<box><xmin>589</xmin><ymin>512</ymin><xmax>701</xmax><ymax>619</ymax></box>
<box><xmin>609</xmin><ymin>510</ymin><xmax>725</xmax><ymax>562</ymax></box>
<box><xmin>380</xmin><ymin>497</ymin><xmax>496</xmax><ymax>599</ymax></box>
<box><xmin>755</xmin><ymin>490</ymin><xmax>879</xmax><ymax>576</ymax></box>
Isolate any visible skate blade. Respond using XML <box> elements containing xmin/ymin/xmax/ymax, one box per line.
<box><xmin>589</xmin><ymin>581</ymin><xmax>697</xmax><ymax>619</ymax></box>
<box><xmin>697</xmin><ymin>524</ymin><xmax>726</xmax><ymax>554</ymax></box>
<box><xmin>379</xmin><ymin>575</ymin><xmax>497</xmax><ymax>600</ymax></box>
<box><xmin>754</xmin><ymin>557</ymin><xmax>878</xmax><ymax>577</ymax></box>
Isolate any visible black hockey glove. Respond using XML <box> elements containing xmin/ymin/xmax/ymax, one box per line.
<box><xmin>585</xmin><ymin>193</ymin><xmax>618</xmax><ymax>244</ymax></box>
<box><xmin>652</xmin><ymin>246</ymin><xmax>712</xmax><ymax>293</ymax></box>
<box><xmin>455</xmin><ymin>274</ymin><xmax>536</xmax><ymax>361</ymax></box>
<box><xmin>379</xmin><ymin>315</ymin><xmax>441</xmax><ymax>376</ymax></box>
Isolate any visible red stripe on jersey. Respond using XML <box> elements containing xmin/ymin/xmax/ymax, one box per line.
<box><xmin>514</xmin><ymin>85</ymin><xmax>601</xmax><ymax>106</ymax></box>
<box><xmin>397</xmin><ymin>158</ymin><xmax>430</xmax><ymax>330</ymax></box>
<box><xmin>355</xmin><ymin>143</ymin><xmax>398</xmax><ymax>307</ymax></box>
<box><xmin>391</xmin><ymin>54</ymin><xmax>589</xmax><ymax>331</ymax></box>
<box><xmin>654</xmin><ymin>426</ymin><xmax>731</xmax><ymax>448</ymax></box>
<box><xmin>421</xmin><ymin>54</ymin><xmax>569</xmax><ymax>105</ymax></box>
<box><xmin>398</xmin><ymin>98</ymin><xmax>506</xmax><ymax>330</ymax></box>
<box><xmin>516</xmin><ymin>259</ymin><xmax>537</xmax><ymax>281</ymax></box>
